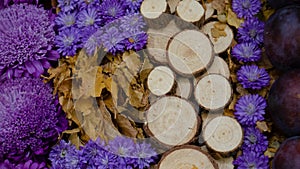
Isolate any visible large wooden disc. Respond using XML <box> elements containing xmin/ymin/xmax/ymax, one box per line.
<box><xmin>158</xmin><ymin>145</ymin><xmax>219</xmax><ymax>169</ymax></box>
<box><xmin>205</xmin><ymin>56</ymin><xmax>230</xmax><ymax>79</ymax></box>
<box><xmin>145</xmin><ymin>96</ymin><xmax>199</xmax><ymax>146</ymax></box>
<box><xmin>194</xmin><ymin>74</ymin><xmax>232</xmax><ymax>110</ymax></box>
<box><xmin>141</xmin><ymin>0</ymin><xmax>167</xmax><ymax>19</ymax></box>
<box><xmin>167</xmin><ymin>30</ymin><xmax>213</xmax><ymax>75</ymax></box>
<box><xmin>203</xmin><ymin>116</ymin><xmax>243</xmax><ymax>154</ymax></box>
<box><xmin>147</xmin><ymin>66</ymin><xmax>175</xmax><ymax>96</ymax></box>
<box><xmin>176</xmin><ymin>0</ymin><xmax>204</xmax><ymax>22</ymax></box>
<box><xmin>201</xmin><ymin>21</ymin><xmax>233</xmax><ymax>54</ymax></box>
<box><xmin>147</xmin><ymin>20</ymin><xmax>182</xmax><ymax>64</ymax></box>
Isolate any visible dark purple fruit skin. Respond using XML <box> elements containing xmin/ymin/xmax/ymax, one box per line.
<box><xmin>264</xmin><ymin>6</ymin><xmax>300</xmax><ymax>71</ymax></box>
<box><xmin>268</xmin><ymin>0</ymin><xmax>300</xmax><ymax>9</ymax></box>
<box><xmin>273</xmin><ymin>136</ymin><xmax>300</xmax><ymax>169</ymax></box>
<box><xmin>268</xmin><ymin>69</ymin><xmax>300</xmax><ymax>137</ymax></box>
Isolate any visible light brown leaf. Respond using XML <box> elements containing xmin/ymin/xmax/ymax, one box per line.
<box><xmin>226</xmin><ymin>8</ymin><xmax>244</xmax><ymax>28</ymax></box>
<box><xmin>116</xmin><ymin>113</ymin><xmax>138</xmax><ymax>138</ymax></box>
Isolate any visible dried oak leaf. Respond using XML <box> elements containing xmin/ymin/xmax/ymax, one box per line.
<box><xmin>226</xmin><ymin>7</ymin><xmax>244</xmax><ymax>28</ymax></box>
<box><xmin>115</xmin><ymin>113</ymin><xmax>138</xmax><ymax>138</ymax></box>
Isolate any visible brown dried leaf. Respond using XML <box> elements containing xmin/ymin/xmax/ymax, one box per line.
<box><xmin>211</xmin><ymin>0</ymin><xmax>226</xmax><ymax>13</ymax></box>
<box><xmin>122</xmin><ymin>51</ymin><xmax>141</xmax><ymax>77</ymax></box>
<box><xmin>226</xmin><ymin>8</ymin><xmax>244</xmax><ymax>28</ymax></box>
<box><xmin>256</xmin><ymin>121</ymin><xmax>271</xmax><ymax>132</ymax></box>
<box><xmin>116</xmin><ymin>113</ymin><xmax>138</xmax><ymax>138</ymax></box>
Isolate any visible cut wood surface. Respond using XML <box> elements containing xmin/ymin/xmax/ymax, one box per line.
<box><xmin>175</xmin><ymin>77</ymin><xmax>193</xmax><ymax>99</ymax></box>
<box><xmin>176</xmin><ymin>0</ymin><xmax>204</xmax><ymax>22</ymax></box>
<box><xmin>203</xmin><ymin>116</ymin><xmax>243</xmax><ymax>155</ymax></box>
<box><xmin>147</xmin><ymin>66</ymin><xmax>175</xmax><ymax>96</ymax></box>
<box><xmin>194</xmin><ymin>74</ymin><xmax>232</xmax><ymax>110</ymax></box>
<box><xmin>147</xmin><ymin>19</ymin><xmax>182</xmax><ymax>64</ymax></box>
<box><xmin>205</xmin><ymin>56</ymin><xmax>230</xmax><ymax>79</ymax></box>
<box><xmin>201</xmin><ymin>21</ymin><xmax>233</xmax><ymax>54</ymax></box>
<box><xmin>158</xmin><ymin>145</ymin><xmax>219</xmax><ymax>169</ymax></box>
<box><xmin>167</xmin><ymin>30</ymin><xmax>213</xmax><ymax>75</ymax></box>
<box><xmin>145</xmin><ymin>96</ymin><xmax>200</xmax><ymax>146</ymax></box>
<box><xmin>141</xmin><ymin>0</ymin><xmax>167</xmax><ymax>19</ymax></box>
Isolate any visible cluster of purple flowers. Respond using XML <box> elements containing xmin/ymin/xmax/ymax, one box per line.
<box><xmin>49</xmin><ymin>136</ymin><xmax>158</xmax><ymax>169</ymax></box>
<box><xmin>231</xmin><ymin>1</ymin><xmax>269</xmax><ymax>168</ymax></box>
<box><xmin>54</xmin><ymin>0</ymin><xmax>147</xmax><ymax>56</ymax></box>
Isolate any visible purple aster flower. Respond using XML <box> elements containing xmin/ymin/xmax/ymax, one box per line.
<box><xmin>78</xmin><ymin>0</ymin><xmax>101</xmax><ymax>9</ymax></box>
<box><xmin>237</xmin><ymin>65</ymin><xmax>270</xmax><ymax>90</ymax></box>
<box><xmin>77</xmin><ymin>7</ymin><xmax>102</xmax><ymax>28</ymax></box>
<box><xmin>83</xmin><ymin>30</ymin><xmax>103</xmax><ymax>56</ymax></box>
<box><xmin>99</xmin><ymin>0</ymin><xmax>126</xmax><ymax>23</ymax></box>
<box><xmin>55</xmin><ymin>12</ymin><xmax>77</xmax><ymax>30</ymax></box>
<box><xmin>57</xmin><ymin>0</ymin><xmax>79</xmax><ymax>12</ymax></box>
<box><xmin>120</xmin><ymin>13</ymin><xmax>146</xmax><ymax>32</ymax></box>
<box><xmin>124</xmin><ymin>0</ymin><xmax>143</xmax><ymax>13</ymax></box>
<box><xmin>238</xmin><ymin>18</ymin><xmax>265</xmax><ymax>46</ymax></box>
<box><xmin>231</xmin><ymin>42</ymin><xmax>261</xmax><ymax>62</ymax></box>
<box><xmin>55</xmin><ymin>27</ymin><xmax>82</xmax><ymax>56</ymax></box>
<box><xmin>232</xmin><ymin>0</ymin><xmax>261</xmax><ymax>19</ymax></box>
<box><xmin>15</xmin><ymin>160</ymin><xmax>47</xmax><ymax>169</ymax></box>
<box><xmin>91</xmin><ymin>149</ymin><xmax>119</xmax><ymax>169</ymax></box>
<box><xmin>0</xmin><ymin>77</ymin><xmax>68</xmax><ymax>163</ymax></box>
<box><xmin>101</xmin><ymin>26</ymin><xmax>125</xmax><ymax>54</ymax></box>
<box><xmin>242</xmin><ymin>127</ymin><xmax>268</xmax><ymax>153</ymax></box>
<box><xmin>124</xmin><ymin>31</ymin><xmax>148</xmax><ymax>51</ymax></box>
<box><xmin>0</xmin><ymin>4</ymin><xmax>59</xmax><ymax>78</ymax></box>
<box><xmin>234</xmin><ymin>94</ymin><xmax>266</xmax><ymax>126</ymax></box>
<box><xmin>130</xmin><ymin>142</ymin><xmax>158</xmax><ymax>169</ymax></box>
<box><xmin>233</xmin><ymin>151</ymin><xmax>269</xmax><ymax>169</ymax></box>
<box><xmin>49</xmin><ymin>140</ymin><xmax>81</xmax><ymax>169</ymax></box>
<box><xmin>108</xmin><ymin>136</ymin><xmax>136</xmax><ymax>166</ymax></box>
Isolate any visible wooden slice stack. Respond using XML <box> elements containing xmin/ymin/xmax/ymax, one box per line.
<box><xmin>176</xmin><ymin>0</ymin><xmax>204</xmax><ymax>23</ymax></box>
<box><xmin>141</xmin><ymin>0</ymin><xmax>167</xmax><ymax>19</ymax></box>
<box><xmin>157</xmin><ymin>145</ymin><xmax>219</xmax><ymax>169</ymax></box>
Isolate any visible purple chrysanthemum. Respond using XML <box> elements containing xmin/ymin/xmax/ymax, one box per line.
<box><xmin>233</xmin><ymin>151</ymin><xmax>269</xmax><ymax>169</ymax></box>
<box><xmin>49</xmin><ymin>140</ymin><xmax>81</xmax><ymax>169</ymax></box>
<box><xmin>124</xmin><ymin>0</ymin><xmax>143</xmax><ymax>13</ymax></box>
<box><xmin>57</xmin><ymin>0</ymin><xmax>80</xmax><ymax>12</ymax></box>
<box><xmin>55</xmin><ymin>27</ymin><xmax>82</xmax><ymax>56</ymax></box>
<box><xmin>77</xmin><ymin>7</ymin><xmax>102</xmax><ymax>28</ymax></box>
<box><xmin>83</xmin><ymin>30</ymin><xmax>103</xmax><ymax>56</ymax></box>
<box><xmin>0</xmin><ymin>4</ymin><xmax>59</xmax><ymax>78</ymax></box>
<box><xmin>78</xmin><ymin>0</ymin><xmax>101</xmax><ymax>9</ymax></box>
<box><xmin>131</xmin><ymin>142</ymin><xmax>158</xmax><ymax>169</ymax></box>
<box><xmin>55</xmin><ymin>12</ymin><xmax>77</xmax><ymax>30</ymax></box>
<box><xmin>242</xmin><ymin>127</ymin><xmax>268</xmax><ymax>153</ymax></box>
<box><xmin>101</xmin><ymin>26</ymin><xmax>125</xmax><ymax>54</ymax></box>
<box><xmin>234</xmin><ymin>94</ymin><xmax>266</xmax><ymax>126</ymax></box>
<box><xmin>99</xmin><ymin>0</ymin><xmax>126</xmax><ymax>23</ymax></box>
<box><xmin>124</xmin><ymin>31</ymin><xmax>148</xmax><ymax>51</ymax></box>
<box><xmin>238</xmin><ymin>18</ymin><xmax>265</xmax><ymax>46</ymax></box>
<box><xmin>237</xmin><ymin>65</ymin><xmax>270</xmax><ymax>90</ymax></box>
<box><xmin>232</xmin><ymin>0</ymin><xmax>261</xmax><ymax>19</ymax></box>
<box><xmin>231</xmin><ymin>42</ymin><xmax>261</xmax><ymax>62</ymax></box>
<box><xmin>94</xmin><ymin>149</ymin><xmax>119</xmax><ymax>169</ymax></box>
<box><xmin>120</xmin><ymin>13</ymin><xmax>146</xmax><ymax>32</ymax></box>
<box><xmin>108</xmin><ymin>136</ymin><xmax>135</xmax><ymax>166</ymax></box>
<box><xmin>0</xmin><ymin>159</ymin><xmax>47</xmax><ymax>169</ymax></box>
<box><xmin>0</xmin><ymin>77</ymin><xmax>68</xmax><ymax>163</ymax></box>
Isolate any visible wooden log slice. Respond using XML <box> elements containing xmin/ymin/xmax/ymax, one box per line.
<box><xmin>158</xmin><ymin>145</ymin><xmax>219</xmax><ymax>169</ymax></box>
<box><xmin>203</xmin><ymin>116</ymin><xmax>243</xmax><ymax>155</ymax></box>
<box><xmin>145</xmin><ymin>96</ymin><xmax>200</xmax><ymax>146</ymax></box>
<box><xmin>141</xmin><ymin>0</ymin><xmax>167</xmax><ymax>19</ymax></box>
<box><xmin>167</xmin><ymin>30</ymin><xmax>213</xmax><ymax>75</ymax></box>
<box><xmin>175</xmin><ymin>77</ymin><xmax>193</xmax><ymax>99</ymax></box>
<box><xmin>201</xmin><ymin>21</ymin><xmax>233</xmax><ymax>54</ymax></box>
<box><xmin>147</xmin><ymin>66</ymin><xmax>175</xmax><ymax>96</ymax></box>
<box><xmin>194</xmin><ymin>74</ymin><xmax>232</xmax><ymax>110</ymax></box>
<box><xmin>205</xmin><ymin>56</ymin><xmax>230</xmax><ymax>79</ymax></box>
<box><xmin>147</xmin><ymin>20</ymin><xmax>182</xmax><ymax>64</ymax></box>
<box><xmin>176</xmin><ymin>0</ymin><xmax>204</xmax><ymax>23</ymax></box>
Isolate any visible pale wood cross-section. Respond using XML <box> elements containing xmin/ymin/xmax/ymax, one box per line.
<box><xmin>141</xmin><ymin>0</ymin><xmax>167</xmax><ymax>19</ymax></box>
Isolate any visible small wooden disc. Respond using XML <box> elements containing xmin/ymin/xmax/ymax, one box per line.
<box><xmin>146</xmin><ymin>96</ymin><xmax>199</xmax><ymax>146</ymax></box>
<box><xmin>167</xmin><ymin>30</ymin><xmax>213</xmax><ymax>75</ymax></box>
<box><xmin>175</xmin><ymin>77</ymin><xmax>193</xmax><ymax>99</ymax></box>
<box><xmin>176</xmin><ymin>0</ymin><xmax>204</xmax><ymax>22</ymax></box>
<box><xmin>158</xmin><ymin>145</ymin><xmax>219</xmax><ymax>169</ymax></box>
<box><xmin>194</xmin><ymin>74</ymin><xmax>232</xmax><ymax>110</ymax></box>
<box><xmin>141</xmin><ymin>0</ymin><xmax>167</xmax><ymax>19</ymax></box>
<box><xmin>147</xmin><ymin>20</ymin><xmax>182</xmax><ymax>64</ymax></box>
<box><xmin>201</xmin><ymin>21</ymin><xmax>234</xmax><ymax>54</ymax></box>
<box><xmin>203</xmin><ymin>116</ymin><xmax>243</xmax><ymax>154</ymax></box>
<box><xmin>147</xmin><ymin>66</ymin><xmax>175</xmax><ymax>96</ymax></box>
<box><xmin>205</xmin><ymin>56</ymin><xmax>230</xmax><ymax>79</ymax></box>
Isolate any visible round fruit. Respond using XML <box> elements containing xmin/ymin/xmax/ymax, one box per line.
<box><xmin>268</xmin><ymin>69</ymin><xmax>300</xmax><ymax>137</ymax></box>
<box><xmin>264</xmin><ymin>5</ymin><xmax>300</xmax><ymax>71</ymax></box>
<box><xmin>273</xmin><ymin>136</ymin><xmax>300</xmax><ymax>169</ymax></box>
<box><xmin>267</xmin><ymin>0</ymin><xmax>300</xmax><ymax>9</ymax></box>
